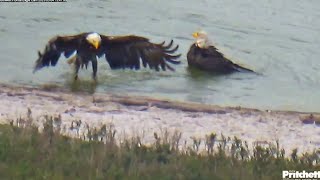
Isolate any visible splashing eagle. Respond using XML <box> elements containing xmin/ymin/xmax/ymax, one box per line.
<box><xmin>33</xmin><ymin>32</ymin><xmax>181</xmax><ymax>80</ymax></box>
<box><xmin>187</xmin><ymin>30</ymin><xmax>254</xmax><ymax>73</ymax></box>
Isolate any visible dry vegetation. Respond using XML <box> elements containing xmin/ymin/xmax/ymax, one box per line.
<box><xmin>0</xmin><ymin>112</ymin><xmax>319</xmax><ymax>180</ymax></box>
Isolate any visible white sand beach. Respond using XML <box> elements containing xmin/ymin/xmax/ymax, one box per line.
<box><xmin>0</xmin><ymin>84</ymin><xmax>319</xmax><ymax>155</ymax></box>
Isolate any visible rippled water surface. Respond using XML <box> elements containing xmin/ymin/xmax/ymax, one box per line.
<box><xmin>0</xmin><ymin>0</ymin><xmax>319</xmax><ymax>112</ymax></box>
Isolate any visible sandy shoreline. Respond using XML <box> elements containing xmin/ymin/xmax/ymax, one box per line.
<box><xmin>0</xmin><ymin>83</ymin><xmax>319</xmax><ymax>155</ymax></box>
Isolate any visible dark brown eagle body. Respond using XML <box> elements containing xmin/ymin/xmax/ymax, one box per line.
<box><xmin>187</xmin><ymin>44</ymin><xmax>254</xmax><ymax>73</ymax></box>
<box><xmin>34</xmin><ymin>32</ymin><xmax>181</xmax><ymax>80</ymax></box>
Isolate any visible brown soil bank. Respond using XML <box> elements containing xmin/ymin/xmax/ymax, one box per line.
<box><xmin>0</xmin><ymin>83</ymin><xmax>319</xmax><ymax>154</ymax></box>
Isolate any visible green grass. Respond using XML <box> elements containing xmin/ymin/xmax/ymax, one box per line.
<box><xmin>0</xmin><ymin>116</ymin><xmax>319</xmax><ymax>180</ymax></box>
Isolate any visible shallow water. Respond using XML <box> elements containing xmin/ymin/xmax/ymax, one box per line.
<box><xmin>0</xmin><ymin>0</ymin><xmax>319</xmax><ymax>112</ymax></box>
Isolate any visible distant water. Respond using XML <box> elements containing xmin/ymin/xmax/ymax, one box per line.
<box><xmin>0</xmin><ymin>0</ymin><xmax>320</xmax><ymax>112</ymax></box>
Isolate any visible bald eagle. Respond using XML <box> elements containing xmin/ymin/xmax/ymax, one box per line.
<box><xmin>187</xmin><ymin>30</ymin><xmax>254</xmax><ymax>74</ymax></box>
<box><xmin>34</xmin><ymin>32</ymin><xmax>181</xmax><ymax>80</ymax></box>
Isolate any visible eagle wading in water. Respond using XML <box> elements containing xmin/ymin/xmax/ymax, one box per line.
<box><xmin>34</xmin><ymin>32</ymin><xmax>181</xmax><ymax>80</ymax></box>
<box><xmin>187</xmin><ymin>30</ymin><xmax>254</xmax><ymax>74</ymax></box>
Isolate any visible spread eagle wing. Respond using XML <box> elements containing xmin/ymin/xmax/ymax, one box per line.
<box><xmin>98</xmin><ymin>35</ymin><xmax>181</xmax><ymax>71</ymax></box>
<box><xmin>33</xmin><ymin>33</ymin><xmax>87</xmax><ymax>73</ymax></box>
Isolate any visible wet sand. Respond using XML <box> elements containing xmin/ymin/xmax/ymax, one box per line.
<box><xmin>0</xmin><ymin>83</ymin><xmax>319</xmax><ymax>155</ymax></box>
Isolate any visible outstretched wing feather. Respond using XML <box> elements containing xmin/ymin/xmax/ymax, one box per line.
<box><xmin>99</xmin><ymin>35</ymin><xmax>181</xmax><ymax>71</ymax></box>
<box><xmin>33</xmin><ymin>33</ymin><xmax>85</xmax><ymax>73</ymax></box>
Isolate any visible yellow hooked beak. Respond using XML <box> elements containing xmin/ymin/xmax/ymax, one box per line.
<box><xmin>92</xmin><ymin>40</ymin><xmax>100</xmax><ymax>49</ymax></box>
<box><xmin>192</xmin><ymin>32</ymin><xmax>199</xmax><ymax>38</ymax></box>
